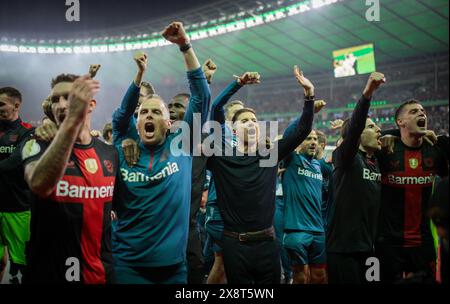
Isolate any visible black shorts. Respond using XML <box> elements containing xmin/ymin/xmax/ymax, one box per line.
<box><xmin>222</xmin><ymin>235</ymin><xmax>281</xmax><ymax>284</ymax></box>
<box><xmin>376</xmin><ymin>242</ymin><xmax>436</xmax><ymax>283</ymax></box>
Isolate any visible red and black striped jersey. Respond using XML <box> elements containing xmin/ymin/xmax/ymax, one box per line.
<box><xmin>22</xmin><ymin>137</ymin><xmax>118</xmax><ymax>284</ymax></box>
<box><xmin>377</xmin><ymin>138</ymin><xmax>448</xmax><ymax>247</ymax></box>
<box><xmin>0</xmin><ymin>118</ymin><xmax>34</xmax><ymax>212</ymax></box>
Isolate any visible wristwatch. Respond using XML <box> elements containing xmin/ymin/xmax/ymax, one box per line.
<box><xmin>179</xmin><ymin>43</ymin><xmax>192</xmax><ymax>53</ymax></box>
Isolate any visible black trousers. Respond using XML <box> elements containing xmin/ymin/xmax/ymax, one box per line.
<box><xmin>222</xmin><ymin>235</ymin><xmax>281</xmax><ymax>284</ymax></box>
<box><xmin>327</xmin><ymin>251</ymin><xmax>374</xmax><ymax>284</ymax></box>
<box><xmin>376</xmin><ymin>242</ymin><xmax>436</xmax><ymax>284</ymax></box>
<box><xmin>186</xmin><ymin>224</ymin><xmax>205</xmax><ymax>284</ymax></box>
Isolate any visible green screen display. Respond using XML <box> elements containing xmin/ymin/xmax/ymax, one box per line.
<box><xmin>333</xmin><ymin>44</ymin><xmax>376</xmax><ymax>78</ymax></box>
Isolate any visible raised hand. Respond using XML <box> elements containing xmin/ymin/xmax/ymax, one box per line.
<box><xmin>314</xmin><ymin>99</ymin><xmax>326</xmax><ymax>113</ymax></box>
<box><xmin>67</xmin><ymin>75</ymin><xmax>100</xmax><ymax>122</ymax></box>
<box><xmin>162</xmin><ymin>22</ymin><xmax>190</xmax><ymax>46</ymax></box>
<box><xmin>363</xmin><ymin>72</ymin><xmax>386</xmax><ymax>99</ymax></box>
<box><xmin>134</xmin><ymin>51</ymin><xmax>148</xmax><ymax>73</ymax></box>
<box><xmin>235</xmin><ymin>72</ymin><xmax>261</xmax><ymax>85</ymax></box>
<box><xmin>89</xmin><ymin>64</ymin><xmax>101</xmax><ymax>78</ymax></box>
<box><xmin>294</xmin><ymin>65</ymin><xmax>314</xmax><ymax>97</ymax></box>
<box><xmin>330</xmin><ymin>119</ymin><xmax>344</xmax><ymax>130</ymax></box>
<box><xmin>202</xmin><ymin>58</ymin><xmax>217</xmax><ymax>84</ymax></box>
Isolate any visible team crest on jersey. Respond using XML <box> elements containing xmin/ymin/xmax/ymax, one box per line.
<box><xmin>409</xmin><ymin>158</ymin><xmax>419</xmax><ymax>169</ymax></box>
<box><xmin>84</xmin><ymin>158</ymin><xmax>98</xmax><ymax>174</ymax></box>
<box><xmin>21</xmin><ymin>139</ymin><xmax>41</xmax><ymax>160</ymax></box>
<box><xmin>103</xmin><ymin>160</ymin><xmax>114</xmax><ymax>174</ymax></box>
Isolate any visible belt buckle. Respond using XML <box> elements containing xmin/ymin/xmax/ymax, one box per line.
<box><xmin>238</xmin><ymin>233</ymin><xmax>247</xmax><ymax>242</ymax></box>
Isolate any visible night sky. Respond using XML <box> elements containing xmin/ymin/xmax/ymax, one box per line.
<box><xmin>1</xmin><ymin>0</ymin><xmax>228</xmax><ymax>38</ymax></box>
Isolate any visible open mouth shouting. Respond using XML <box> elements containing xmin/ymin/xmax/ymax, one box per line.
<box><xmin>417</xmin><ymin>117</ymin><xmax>426</xmax><ymax>128</ymax></box>
<box><xmin>376</xmin><ymin>134</ymin><xmax>382</xmax><ymax>146</ymax></box>
<box><xmin>144</xmin><ymin>122</ymin><xmax>156</xmax><ymax>138</ymax></box>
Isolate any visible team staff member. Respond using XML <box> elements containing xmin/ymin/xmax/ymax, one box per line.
<box><xmin>326</xmin><ymin>72</ymin><xmax>386</xmax><ymax>284</ymax></box>
<box><xmin>111</xmin><ymin>22</ymin><xmax>210</xmax><ymax>284</ymax></box>
<box><xmin>22</xmin><ymin>73</ymin><xmax>118</xmax><ymax>284</ymax></box>
<box><xmin>207</xmin><ymin>66</ymin><xmax>316</xmax><ymax>284</ymax></box>
<box><xmin>376</xmin><ymin>100</ymin><xmax>448</xmax><ymax>283</ymax></box>
<box><xmin>0</xmin><ymin>87</ymin><xmax>34</xmax><ymax>283</ymax></box>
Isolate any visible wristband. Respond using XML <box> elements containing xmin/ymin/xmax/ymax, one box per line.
<box><xmin>179</xmin><ymin>43</ymin><xmax>192</xmax><ymax>53</ymax></box>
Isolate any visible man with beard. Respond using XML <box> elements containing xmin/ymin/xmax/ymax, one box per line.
<box><xmin>0</xmin><ymin>87</ymin><xmax>34</xmax><ymax>283</ymax></box>
<box><xmin>22</xmin><ymin>74</ymin><xmax>119</xmax><ymax>283</ymax></box>
<box><xmin>326</xmin><ymin>72</ymin><xmax>386</xmax><ymax>284</ymax></box>
<box><xmin>376</xmin><ymin>100</ymin><xmax>448</xmax><ymax>283</ymax></box>
<box><xmin>282</xmin><ymin>130</ymin><xmax>328</xmax><ymax>284</ymax></box>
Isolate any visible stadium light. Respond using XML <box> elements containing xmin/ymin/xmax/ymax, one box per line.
<box><xmin>0</xmin><ymin>0</ymin><xmax>343</xmax><ymax>54</ymax></box>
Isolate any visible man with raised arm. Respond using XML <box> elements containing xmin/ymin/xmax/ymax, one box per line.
<box><xmin>326</xmin><ymin>72</ymin><xmax>386</xmax><ymax>284</ymax></box>
<box><xmin>111</xmin><ymin>22</ymin><xmax>210</xmax><ymax>284</ymax></box>
<box><xmin>206</xmin><ymin>66</ymin><xmax>316</xmax><ymax>284</ymax></box>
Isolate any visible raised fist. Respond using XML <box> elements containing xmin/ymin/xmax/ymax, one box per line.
<box><xmin>330</xmin><ymin>119</ymin><xmax>344</xmax><ymax>130</ymax></box>
<box><xmin>162</xmin><ymin>22</ymin><xmax>190</xmax><ymax>46</ymax></box>
<box><xmin>314</xmin><ymin>99</ymin><xmax>326</xmax><ymax>114</ymax></box>
<box><xmin>202</xmin><ymin>59</ymin><xmax>217</xmax><ymax>83</ymax></box>
<box><xmin>89</xmin><ymin>64</ymin><xmax>101</xmax><ymax>78</ymax></box>
<box><xmin>134</xmin><ymin>52</ymin><xmax>148</xmax><ymax>73</ymax></box>
<box><xmin>294</xmin><ymin>65</ymin><xmax>314</xmax><ymax>97</ymax></box>
<box><xmin>363</xmin><ymin>72</ymin><xmax>386</xmax><ymax>99</ymax></box>
<box><xmin>236</xmin><ymin>72</ymin><xmax>260</xmax><ymax>86</ymax></box>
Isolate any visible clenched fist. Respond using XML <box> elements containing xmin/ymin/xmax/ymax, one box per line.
<box><xmin>294</xmin><ymin>65</ymin><xmax>314</xmax><ymax>97</ymax></box>
<box><xmin>236</xmin><ymin>72</ymin><xmax>261</xmax><ymax>86</ymax></box>
<box><xmin>202</xmin><ymin>59</ymin><xmax>217</xmax><ymax>84</ymax></box>
<box><xmin>67</xmin><ymin>75</ymin><xmax>100</xmax><ymax>122</ymax></box>
<box><xmin>162</xmin><ymin>22</ymin><xmax>190</xmax><ymax>46</ymax></box>
<box><xmin>314</xmin><ymin>99</ymin><xmax>326</xmax><ymax>114</ymax></box>
<box><xmin>89</xmin><ymin>64</ymin><xmax>101</xmax><ymax>78</ymax></box>
<box><xmin>363</xmin><ymin>72</ymin><xmax>386</xmax><ymax>99</ymax></box>
<box><xmin>134</xmin><ymin>52</ymin><xmax>148</xmax><ymax>73</ymax></box>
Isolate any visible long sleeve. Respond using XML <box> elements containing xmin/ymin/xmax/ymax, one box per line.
<box><xmin>183</xmin><ymin>67</ymin><xmax>211</xmax><ymax>128</ymax></box>
<box><xmin>278</xmin><ymin>97</ymin><xmax>314</xmax><ymax>161</ymax></box>
<box><xmin>112</xmin><ymin>82</ymin><xmax>140</xmax><ymax>143</ymax></box>
<box><xmin>209</xmin><ymin>80</ymin><xmax>242</xmax><ymax>125</ymax></box>
<box><xmin>334</xmin><ymin>95</ymin><xmax>371</xmax><ymax>167</ymax></box>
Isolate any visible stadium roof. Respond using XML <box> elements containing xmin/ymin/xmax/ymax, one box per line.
<box><xmin>1</xmin><ymin>0</ymin><xmax>448</xmax><ymax>83</ymax></box>
<box><xmin>149</xmin><ymin>0</ymin><xmax>449</xmax><ymax>81</ymax></box>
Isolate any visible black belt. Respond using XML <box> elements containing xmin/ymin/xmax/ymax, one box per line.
<box><xmin>223</xmin><ymin>226</ymin><xmax>275</xmax><ymax>242</ymax></box>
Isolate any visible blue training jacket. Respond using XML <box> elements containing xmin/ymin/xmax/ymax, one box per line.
<box><xmin>111</xmin><ymin>67</ymin><xmax>210</xmax><ymax>267</ymax></box>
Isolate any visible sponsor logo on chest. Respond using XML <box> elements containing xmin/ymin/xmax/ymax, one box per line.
<box><xmin>363</xmin><ymin>168</ymin><xmax>381</xmax><ymax>182</ymax></box>
<box><xmin>297</xmin><ymin>167</ymin><xmax>323</xmax><ymax>181</ymax></box>
<box><xmin>121</xmin><ymin>162</ymin><xmax>180</xmax><ymax>183</ymax></box>
<box><xmin>0</xmin><ymin>144</ymin><xmax>15</xmax><ymax>154</ymax></box>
